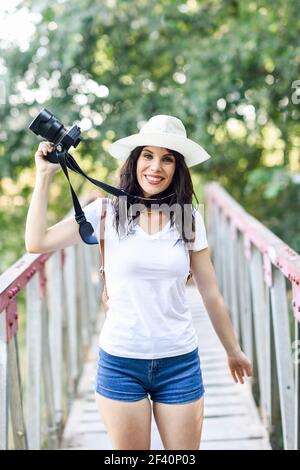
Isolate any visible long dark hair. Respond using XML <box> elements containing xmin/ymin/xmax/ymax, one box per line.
<box><xmin>110</xmin><ymin>146</ymin><xmax>199</xmax><ymax>245</ymax></box>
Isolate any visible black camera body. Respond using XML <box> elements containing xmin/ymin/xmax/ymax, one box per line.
<box><xmin>28</xmin><ymin>108</ymin><xmax>81</xmax><ymax>163</ymax></box>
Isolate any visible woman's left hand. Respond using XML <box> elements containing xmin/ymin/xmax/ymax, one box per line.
<box><xmin>227</xmin><ymin>349</ymin><xmax>253</xmax><ymax>384</ymax></box>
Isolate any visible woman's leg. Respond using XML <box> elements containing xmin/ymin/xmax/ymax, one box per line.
<box><xmin>152</xmin><ymin>396</ymin><xmax>204</xmax><ymax>450</ymax></box>
<box><xmin>95</xmin><ymin>393</ymin><xmax>152</xmax><ymax>450</ymax></box>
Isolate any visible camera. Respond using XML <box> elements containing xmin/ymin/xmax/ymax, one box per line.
<box><xmin>27</xmin><ymin>107</ymin><xmax>176</xmax><ymax>245</ymax></box>
<box><xmin>28</xmin><ymin>108</ymin><xmax>81</xmax><ymax>162</ymax></box>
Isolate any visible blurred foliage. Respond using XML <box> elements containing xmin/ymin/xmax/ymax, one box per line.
<box><xmin>0</xmin><ymin>0</ymin><xmax>300</xmax><ymax>272</ymax></box>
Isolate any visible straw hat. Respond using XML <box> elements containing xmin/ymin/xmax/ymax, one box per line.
<box><xmin>108</xmin><ymin>114</ymin><xmax>211</xmax><ymax>168</ymax></box>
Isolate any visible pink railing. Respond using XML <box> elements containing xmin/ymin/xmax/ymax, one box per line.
<box><xmin>0</xmin><ymin>193</ymin><xmax>103</xmax><ymax>450</ymax></box>
<box><xmin>2</xmin><ymin>182</ymin><xmax>299</xmax><ymax>450</ymax></box>
<box><xmin>204</xmin><ymin>182</ymin><xmax>300</xmax><ymax>450</ymax></box>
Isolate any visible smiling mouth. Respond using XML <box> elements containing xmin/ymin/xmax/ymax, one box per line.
<box><xmin>144</xmin><ymin>175</ymin><xmax>165</xmax><ymax>185</ymax></box>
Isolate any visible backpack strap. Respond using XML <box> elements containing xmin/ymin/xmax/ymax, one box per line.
<box><xmin>187</xmin><ymin>250</ymin><xmax>193</xmax><ymax>283</ymax></box>
<box><xmin>99</xmin><ymin>199</ymin><xmax>109</xmax><ymax>315</ymax></box>
<box><xmin>186</xmin><ymin>209</ymin><xmax>197</xmax><ymax>283</ymax></box>
<box><xmin>99</xmin><ymin>198</ymin><xmax>108</xmax><ymax>278</ymax></box>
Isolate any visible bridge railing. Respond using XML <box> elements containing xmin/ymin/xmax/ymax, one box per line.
<box><xmin>2</xmin><ymin>183</ymin><xmax>299</xmax><ymax>450</ymax></box>
<box><xmin>0</xmin><ymin>193</ymin><xmax>102</xmax><ymax>450</ymax></box>
<box><xmin>204</xmin><ymin>182</ymin><xmax>300</xmax><ymax>450</ymax></box>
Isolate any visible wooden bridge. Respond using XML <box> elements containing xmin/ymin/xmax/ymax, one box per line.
<box><xmin>61</xmin><ymin>285</ymin><xmax>271</xmax><ymax>450</ymax></box>
<box><xmin>1</xmin><ymin>183</ymin><xmax>299</xmax><ymax>450</ymax></box>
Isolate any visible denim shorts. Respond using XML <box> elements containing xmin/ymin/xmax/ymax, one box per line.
<box><xmin>95</xmin><ymin>347</ymin><xmax>205</xmax><ymax>404</ymax></box>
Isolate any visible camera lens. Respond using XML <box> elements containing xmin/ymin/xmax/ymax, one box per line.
<box><xmin>28</xmin><ymin>108</ymin><xmax>66</xmax><ymax>145</ymax></box>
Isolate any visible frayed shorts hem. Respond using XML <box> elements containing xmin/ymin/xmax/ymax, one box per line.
<box><xmin>95</xmin><ymin>388</ymin><xmax>205</xmax><ymax>405</ymax></box>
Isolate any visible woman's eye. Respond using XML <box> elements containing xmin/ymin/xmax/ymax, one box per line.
<box><xmin>143</xmin><ymin>154</ymin><xmax>174</xmax><ymax>163</ymax></box>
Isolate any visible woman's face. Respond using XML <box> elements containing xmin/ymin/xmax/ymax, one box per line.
<box><xmin>136</xmin><ymin>145</ymin><xmax>176</xmax><ymax>197</ymax></box>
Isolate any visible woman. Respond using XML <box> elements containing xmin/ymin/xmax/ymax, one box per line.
<box><xmin>25</xmin><ymin>115</ymin><xmax>252</xmax><ymax>451</ymax></box>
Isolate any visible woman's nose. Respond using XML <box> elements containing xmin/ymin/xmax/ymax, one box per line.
<box><xmin>149</xmin><ymin>158</ymin><xmax>162</xmax><ymax>171</ymax></box>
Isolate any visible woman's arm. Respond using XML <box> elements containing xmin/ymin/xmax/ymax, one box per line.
<box><xmin>25</xmin><ymin>142</ymin><xmax>81</xmax><ymax>253</ymax></box>
<box><xmin>190</xmin><ymin>247</ymin><xmax>253</xmax><ymax>384</ymax></box>
<box><xmin>25</xmin><ymin>170</ymin><xmax>83</xmax><ymax>253</ymax></box>
<box><xmin>25</xmin><ymin>170</ymin><xmax>52</xmax><ymax>251</ymax></box>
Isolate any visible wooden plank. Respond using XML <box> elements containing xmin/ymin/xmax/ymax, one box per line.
<box><xmin>77</xmin><ymin>244</ymin><xmax>90</xmax><ymax>349</ymax></box>
<box><xmin>201</xmin><ymin>415</ymin><xmax>266</xmax><ymax>441</ymax></box>
<box><xmin>0</xmin><ymin>309</ymin><xmax>8</xmax><ymax>450</ymax></box>
<box><xmin>46</xmin><ymin>252</ymin><xmax>63</xmax><ymax>426</ymax></box>
<box><xmin>26</xmin><ymin>274</ymin><xmax>42</xmax><ymax>450</ymax></box>
<box><xmin>220</xmin><ymin>213</ymin><xmax>230</xmax><ymax>308</ymax></box>
<box><xmin>270</xmin><ymin>268</ymin><xmax>295</xmax><ymax>449</ymax></box>
<box><xmin>41</xmin><ymin>299</ymin><xmax>58</xmax><ymax>450</ymax></box>
<box><xmin>238</xmin><ymin>234</ymin><xmax>253</xmax><ymax>363</ymax></box>
<box><xmin>61</xmin><ymin>286</ymin><xmax>271</xmax><ymax>450</ymax></box>
<box><xmin>64</xmin><ymin>246</ymin><xmax>78</xmax><ymax>387</ymax></box>
<box><xmin>212</xmin><ymin>204</ymin><xmax>221</xmax><ymax>289</ymax></box>
<box><xmin>227</xmin><ymin>224</ymin><xmax>239</xmax><ymax>337</ymax></box>
<box><xmin>83</xmin><ymin>246</ymin><xmax>98</xmax><ymax>325</ymax></box>
<box><xmin>200</xmin><ymin>438</ymin><xmax>270</xmax><ymax>450</ymax></box>
<box><xmin>8</xmin><ymin>337</ymin><xmax>27</xmax><ymax>449</ymax></box>
<box><xmin>249</xmin><ymin>248</ymin><xmax>271</xmax><ymax>427</ymax></box>
<box><xmin>294</xmin><ymin>320</ymin><xmax>300</xmax><ymax>450</ymax></box>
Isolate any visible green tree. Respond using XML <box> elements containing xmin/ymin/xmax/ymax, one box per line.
<box><xmin>0</xmin><ymin>0</ymin><xmax>299</xmax><ymax>272</ymax></box>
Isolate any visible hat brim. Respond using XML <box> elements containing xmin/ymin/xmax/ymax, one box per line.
<box><xmin>107</xmin><ymin>132</ymin><xmax>211</xmax><ymax>168</ymax></box>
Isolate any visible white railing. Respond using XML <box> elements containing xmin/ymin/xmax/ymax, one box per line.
<box><xmin>204</xmin><ymin>182</ymin><xmax>300</xmax><ymax>450</ymax></box>
<box><xmin>0</xmin><ymin>193</ymin><xmax>102</xmax><ymax>450</ymax></box>
<box><xmin>2</xmin><ymin>182</ymin><xmax>299</xmax><ymax>450</ymax></box>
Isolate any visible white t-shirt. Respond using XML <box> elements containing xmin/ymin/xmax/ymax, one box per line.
<box><xmin>83</xmin><ymin>197</ymin><xmax>208</xmax><ymax>359</ymax></box>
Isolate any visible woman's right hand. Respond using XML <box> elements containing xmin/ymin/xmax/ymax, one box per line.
<box><xmin>34</xmin><ymin>141</ymin><xmax>61</xmax><ymax>175</ymax></box>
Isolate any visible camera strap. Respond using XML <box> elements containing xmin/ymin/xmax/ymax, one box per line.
<box><xmin>55</xmin><ymin>147</ymin><xmax>176</xmax><ymax>245</ymax></box>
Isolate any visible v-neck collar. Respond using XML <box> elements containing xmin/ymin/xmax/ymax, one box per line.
<box><xmin>136</xmin><ymin>219</ymin><xmax>171</xmax><ymax>238</ymax></box>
